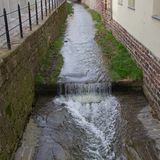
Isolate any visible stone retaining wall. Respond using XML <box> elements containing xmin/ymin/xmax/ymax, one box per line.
<box><xmin>0</xmin><ymin>2</ymin><xmax>67</xmax><ymax>159</ymax></box>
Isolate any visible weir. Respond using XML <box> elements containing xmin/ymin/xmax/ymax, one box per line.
<box><xmin>58</xmin><ymin>82</ymin><xmax>111</xmax><ymax>95</ymax></box>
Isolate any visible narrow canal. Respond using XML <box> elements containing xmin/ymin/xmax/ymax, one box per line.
<box><xmin>15</xmin><ymin>3</ymin><xmax>159</xmax><ymax>160</ymax></box>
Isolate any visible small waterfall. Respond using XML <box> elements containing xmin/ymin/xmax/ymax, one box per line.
<box><xmin>54</xmin><ymin>93</ymin><xmax>119</xmax><ymax>160</ymax></box>
<box><xmin>58</xmin><ymin>81</ymin><xmax>112</xmax><ymax>96</ymax></box>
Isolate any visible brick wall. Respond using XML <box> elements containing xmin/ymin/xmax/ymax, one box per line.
<box><xmin>0</xmin><ymin>3</ymin><xmax>67</xmax><ymax>159</ymax></box>
<box><xmin>100</xmin><ymin>0</ymin><xmax>160</xmax><ymax>119</ymax></box>
<box><xmin>96</xmin><ymin>0</ymin><xmax>103</xmax><ymax>13</ymax></box>
<box><xmin>81</xmin><ymin>0</ymin><xmax>102</xmax><ymax>12</ymax></box>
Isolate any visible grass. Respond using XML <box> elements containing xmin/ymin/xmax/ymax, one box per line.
<box><xmin>35</xmin><ymin>34</ymin><xmax>64</xmax><ymax>87</ymax></box>
<box><xmin>35</xmin><ymin>2</ymin><xmax>73</xmax><ymax>87</ymax></box>
<box><xmin>89</xmin><ymin>10</ymin><xmax>143</xmax><ymax>81</ymax></box>
<box><xmin>48</xmin><ymin>37</ymin><xmax>64</xmax><ymax>86</ymax></box>
<box><xmin>66</xmin><ymin>1</ymin><xmax>74</xmax><ymax>15</ymax></box>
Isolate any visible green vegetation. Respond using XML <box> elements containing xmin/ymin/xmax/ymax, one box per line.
<box><xmin>35</xmin><ymin>29</ymin><xmax>65</xmax><ymax>87</ymax></box>
<box><xmin>89</xmin><ymin>10</ymin><xmax>143</xmax><ymax>81</ymax></box>
<box><xmin>66</xmin><ymin>2</ymin><xmax>73</xmax><ymax>15</ymax></box>
<box><xmin>35</xmin><ymin>72</ymin><xmax>45</xmax><ymax>85</ymax></box>
<box><xmin>48</xmin><ymin>37</ymin><xmax>64</xmax><ymax>85</ymax></box>
<box><xmin>35</xmin><ymin>2</ymin><xmax>73</xmax><ymax>87</ymax></box>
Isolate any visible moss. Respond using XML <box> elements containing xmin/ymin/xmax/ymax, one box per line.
<box><xmin>0</xmin><ymin>153</ymin><xmax>10</xmax><ymax>160</ymax></box>
<box><xmin>35</xmin><ymin>73</ymin><xmax>45</xmax><ymax>85</ymax></box>
<box><xmin>5</xmin><ymin>103</ymin><xmax>12</xmax><ymax>117</ymax></box>
<box><xmin>66</xmin><ymin>2</ymin><xmax>73</xmax><ymax>15</ymax></box>
<box><xmin>88</xmin><ymin>9</ymin><xmax>143</xmax><ymax>81</ymax></box>
<box><xmin>35</xmin><ymin>35</ymin><xmax>64</xmax><ymax>87</ymax></box>
<box><xmin>48</xmin><ymin>37</ymin><xmax>64</xmax><ymax>85</ymax></box>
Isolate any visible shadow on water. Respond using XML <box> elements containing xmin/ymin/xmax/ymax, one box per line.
<box><xmin>15</xmin><ymin>3</ymin><xmax>159</xmax><ymax>160</ymax></box>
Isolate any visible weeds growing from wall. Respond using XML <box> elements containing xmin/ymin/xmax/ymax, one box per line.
<box><xmin>35</xmin><ymin>2</ymin><xmax>73</xmax><ymax>88</ymax></box>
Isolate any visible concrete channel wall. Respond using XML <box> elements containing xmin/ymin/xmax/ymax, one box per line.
<box><xmin>0</xmin><ymin>2</ymin><xmax>67</xmax><ymax>159</ymax></box>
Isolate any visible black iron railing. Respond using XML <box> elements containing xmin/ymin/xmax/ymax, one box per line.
<box><xmin>0</xmin><ymin>0</ymin><xmax>65</xmax><ymax>50</ymax></box>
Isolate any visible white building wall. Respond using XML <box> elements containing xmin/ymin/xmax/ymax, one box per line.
<box><xmin>0</xmin><ymin>0</ymin><xmax>28</xmax><ymax>14</ymax></box>
<box><xmin>0</xmin><ymin>0</ymin><xmax>11</xmax><ymax>26</ymax></box>
<box><xmin>112</xmin><ymin>0</ymin><xmax>160</xmax><ymax>59</ymax></box>
<box><xmin>0</xmin><ymin>0</ymin><xmax>10</xmax><ymax>14</ymax></box>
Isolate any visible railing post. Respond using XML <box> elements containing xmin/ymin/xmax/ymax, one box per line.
<box><xmin>28</xmin><ymin>2</ymin><xmax>32</xmax><ymax>31</ymax></box>
<box><xmin>18</xmin><ymin>4</ymin><xmax>23</xmax><ymax>38</ymax></box>
<box><xmin>48</xmin><ymin>0</ymin><xmax>51</xmax><ymax>13</ymax></box>
<box><xmin>40</xmin><ymin>0</ymin><xmax>43</xmax><ymax>20</ymax></box>
<box><xmin>3</xmin><ymin>8</ymin><xmax>11</xmax><ymax>50</ymax></box>
<box><xmin>51</xmin><ymin>0</ymin><xmax>53</xmax><ymax>10</ymax></box>
<box><xmin>45</xmin><ymin>0</ymin><xmax>47</xmax><ymax>16</ymax></box>
<box><xmin>35</xmin><ymin>0</ymin><xmax>38</xmax><ymax>25</ymax></box>
<box><xmin>54</xmin><ymin>0</ymin><xmax>56</xmax><ymax>9</ymax></box>
<box><xmin>56</xmin><ymin>0</ymin><xmax>57</xmax><ymax>9</ymax></box>
<box><xmin>54</xmin><ymin>0</ymin><xmax>56</xmax><ymax>10</ymax></box>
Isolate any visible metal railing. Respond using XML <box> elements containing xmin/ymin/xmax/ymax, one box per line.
<box><xmin>0</xmin><ymin>0</ymin><xmax>65</xmax><ymax>50</ymax></box>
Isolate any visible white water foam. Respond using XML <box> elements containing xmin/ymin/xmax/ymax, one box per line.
<box><xmin>54</xmin><ymin>95</ymin><xmax>119</xmax><ymax>160</ymax></box>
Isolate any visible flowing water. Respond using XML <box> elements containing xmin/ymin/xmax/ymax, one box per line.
<box><xmin>55</xmin><ymin>4</ymin><xmax>117</xmax><ymax>159</ymax></box>
<box><xmin>15</xmin><ymin>3</ymin><xmax>160</xmax><ymax>160</ymax></box>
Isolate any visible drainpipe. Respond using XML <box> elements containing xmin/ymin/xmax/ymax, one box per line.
<box><xmin>104</xmin><ymin>0</ymin><xmax>112</xmax><ymax>21</ymax></box>
<box><xmin>110</xmin><ymin>0</ymin><xmax>112</xmax><ymax>20</ymax></box>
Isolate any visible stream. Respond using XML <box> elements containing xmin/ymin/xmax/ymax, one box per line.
<box><xmin>15</xmin><ymin>3</ymin><xmax>160</xmax><ymax>160</ymax></box>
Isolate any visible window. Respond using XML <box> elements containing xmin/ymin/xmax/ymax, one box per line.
<box><xmin>128</xmin><ymin>0</ymin><xmax>135</xmax><ymax>10</ymax></box>
<box><xmin>118</xmin><ymin>0</ymin><xmax>123</xmax><ymax>5</ymax></box>
<box><xmin>152</xmin><ymin>0</ymin><xmax>160</xmax><ymax>20</ymax></box>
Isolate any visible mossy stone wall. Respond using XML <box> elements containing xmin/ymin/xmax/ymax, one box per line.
<box><xmin>0</xmin><ymin>3</ymin><xmax>67</xmax><ymax>159</ymax></box>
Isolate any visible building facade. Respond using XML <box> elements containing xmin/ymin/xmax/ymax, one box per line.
<box><xmin>83</xmin><ymin>0</ymin><xmax>160</xmax><ymax>119</ymax></box>
<box><xmin>111</xmin><ymin>0</ymin><xmax>160</xmax><ymax>59</ymax></box>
